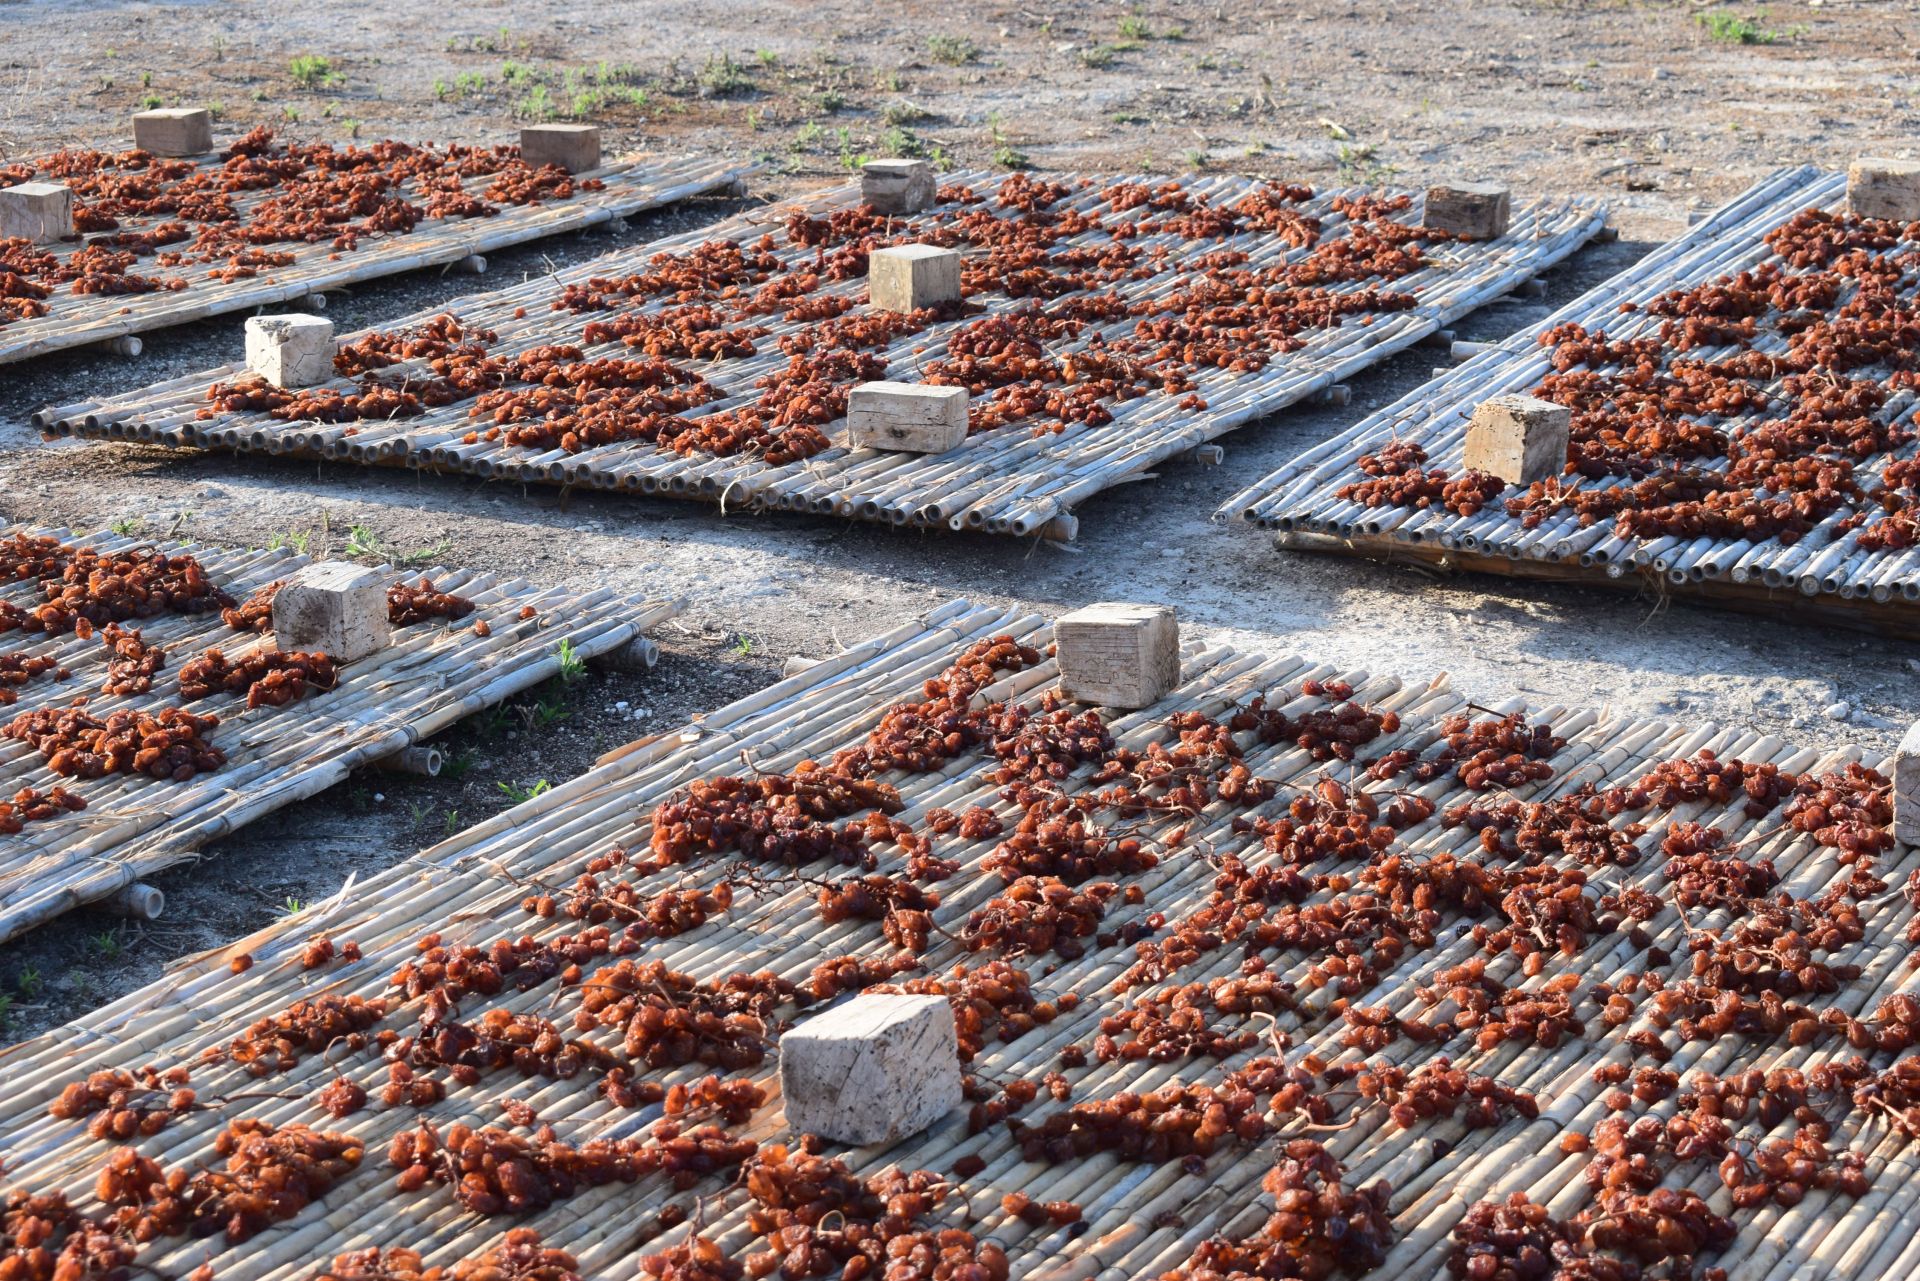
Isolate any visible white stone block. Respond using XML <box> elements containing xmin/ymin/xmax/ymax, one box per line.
<box><xmin>846</xmin><ymin>381</ymin><xmax>969</xmax><ymax>453</ymax></box>
<box><xmin>132</xmin><ymin>108</ymin><xmax>214</xmax><ymax>157</ymax></box>
<box><xmin>1462</xmin><ymin>394</ymin><xmax>1570</xmax><ymax>485</ymax></box>
<box><xmin>520</xmin><ymin>124</ymin><xmax>601</xmax><ymax>173</ymax></box>
<box><xmin>1424</xmin><ymin>182</ymin><xmax>1512</xmax><ymax>240</ymax></box>
<box><xmin>1896</xmin><ymin>721</ymin><xmax>1920</xmax><ymax>846</ymax></box>
<box><xmin>270</xmin><ymin>561</ymin><xmax>390</xmax><ymax>663</ymax></box>
<box><xmin>868</xmin><ymin>243</ymin><xmax>961</xmax><ymax>313</ymax></box>
<box><xmin>0</xmin><ymin>182</ymin><xmax>74</xmax><ymax>243</ymax></box>
<box><xmin>862</xmin><ymin>159</ymin><xmax>936</xmax><ymax>215</ymax></box>
<box><xmin>1848</xmin><ymin>157</ymin><xmax>1920</xmax><ymax>222</ymax></box>
<box><xmin>1055</xmin><ymin>602</ymin><xmax>1180</xmax><ymax>710</ymax></box>
<box><xmin>779</xmin><ymin>993</ymin><xmax>962</xmax><ymax>1146</ymax></box>
<box><xmin>245</xmin><ymin>314</ymin><xmax>336</xmax><ymax>389</ymax></box>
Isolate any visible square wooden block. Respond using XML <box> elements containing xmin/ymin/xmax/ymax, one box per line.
<box><xmin>861</xmin><ymin>159</ymin><xmax>936</xmax><ymax>215</ymax></box>
<box><xmin>1462</xmin><ymin>394</ymin><xmax>1570</xmax><ymax>485</ymax></box>
<box><xmin>0</xmin><ymin>182</ymin><xmax>74</xmax><ymax>244</ymax></box>
<box><xmin>270</xmin><ymin>562</ymin><xmax>390</xmax><ymax>663</ymax></box>
<box><xmin>1424</xmin><ymin>182</ymin><xmax>1512</xmax><ymax>240</ymax></box>
<box><xmin>868</xmin><ymin>244</ymin><xmax>961</xmax><ymax>313</ymax></box>
<box><xmin>520</xmin><ymin>124</ymin><xmax>602</xmax><ymax>173</ymax></box>
<box><xmin>1895</xmin><ymin>722</ymin><xmax>1920</xmax><ymax>846</ymax></box>
<box><xmin>779</xmin><ymin>993</ymin><xmax>962</xmax><ymax>1146</ymax></box>
<box><xmin>245</xmin><ymin>314</ymin><xmax>336</xmax><ymax>388</ymax></box>
<box><xmin>133</xmin><ymin>108</ymin><xmax>214</xmax><ymax>157</ymax></box>
<box><xmin>1055</xmin><ymin>602</ymin><xmax>1180</xmax><ymax>709</ymax></box>
<box><xmin>846</xmin><ymin>381</ymin><xmax>969</xmax><ymax>453</ymax></box>
<box><xmin>1848</xmin><ymin>157</ymin><xmax>1920</xmax><ymax>222</ymax></box>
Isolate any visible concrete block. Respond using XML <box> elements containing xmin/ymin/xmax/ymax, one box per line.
<box><xmin>868</xmin><ymin>243</ymin><xmax>961</xmax><ymax>313</ymax></box>
<box><xmin>862</xmin><ymin>159</ymin><xmax>936</xmax><ymax>215</ymax></box>
<box><xmin>0</xmin><ymin>182</ymin><xmax>74</xmax><ymax>243</ymax></box>
<box><xmin>1424</xmin><ymin>182</ymin><xmax>1512</xmax><ymax>240</ymax></box>
<box><xmin>270</xmin><ymin>561</ymin><xmax>390</xmax><ymax>663</ymax></box>
<box><xmin>245</xmin><ymin>314</ymin><xmax>336</xmax><ymax>389</ymax></box>
<box><xmin>846</xmin><ymin>381</ymin><xmax>969</xmax><ymax>453</ymax></box>
<box><xmin>1848</xmin><ymin>157</ymin><xmax>1920</xmax><ymax>222</ymax></box>
<box><xmin>520</xmin><ymin>124</ymin><xmax>602</xmax><ymax>174</ymax></box>
<box><xmin>132</xmin><ymin>108</ymin><xmax>214</xmax><ymax>157</ymax></box>
<box><xmin>779</xmin><ymin>993</ymin><xmax>962</xmax><ymax>1146</ymax></box>
<box><xmin>1462</xmin><ymin>394</ymin><xmax>1570</xmax><ymax>486</ymax></box>
<box><xmin>1896</xmin><ymin>722</ymin><xmax>1920</xmax><ymax>846</ymax></box>
<box><xmin>1055</xmin><ymin>602</ymin><xmax>1180</xmax><ymax>710</ymax></box>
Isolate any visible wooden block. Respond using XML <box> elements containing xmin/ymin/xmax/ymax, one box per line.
<box><xmin>868</xmin><ymin>244</ymin><xmax>960</xmax><ymax>313</ymax></box>
<box><xmin>846</xmin><ymin>381</ymin><xmax>969</xmax><ymax>453</ymax></box>
<box><xmin>1848</xmin><ymin>157</ymin><xmax>1920</xmax><ymax>222</ymax></box>
<box><xmin>1055</xmin><ymin>602</ymin><xmax>1179</xmax><ymax>709</ymax></box>
<box><xmin>1896</xmin><ymin>722</ymin><xmax>1920</xmax><ymax>846</ymax></box>
<box><xmin>1423</xmin><ymin>182</ymin><xmax>1512</xmax><ymax>240</ymax></box>
<box><xmin>0</xmin><ymin>182</ymin><xmax>73</xmax><ymax>243</ymax></box>
<box><xmin>1462</xmin><ymin>393</ymin><xmax>1569</xmax><ymax>485</ymax></box>
<box><xmin>270</xmin><ymin>561</ymin><xmax>390</xmax><ymax>663</ymax></box>
<box><xmin>245</xmin><ymin>314</ymin><xmax>336</xmax><ymax>388</ymax></box>
<box><xmin>779</xmin><ymin>993</ymin><xmax>962</xmax><ymax>1145</ymax></box>
<box><xmin>520</xmin><ymin>124</ymin><xmax>602</xmax><ymax>174</ymax></box>
<box><xmin>132</xmin><ymin>108</ymin><xmax>213</xmax><ymax>157</ymax></box>
<box><xmin>861</xmin><ymin>159</ymin><xmax>936</xmax><ymax>215</ymax></box>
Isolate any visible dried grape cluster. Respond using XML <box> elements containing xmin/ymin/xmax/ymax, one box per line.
<box><xmin>47</xmin><ymin>1066</ymin><xmax>196</xmax><ymax>1142</ymax></box>
<box><xmin>962</xmin><ymin>877</ymin><xmax>1132</xmax><ymax>958</ymax></box>
<box><xmin>99</xmin><ymin>624</ymin><xmax>162</xmax><ymax>696</ymax></box>
<box><xmin>574</xmin><ymin>959</ymin><xmax>779</xmax><ymax>1070</ymax></box>
<box><xmin>0</xmin><ymin>784</ymin><xmax>86</xmax><ymax>833</ymax></box>
<box><xmin>522</xmin><ymin>859</ymin><xmax>735</xmax><ymax>939</ymax></box>
<box><xmin>0</xmin><ymin>536</ymin><xmax>231</xmax><ymax>635</ymax></box>
<box><xmin>0</xmin><ymin>651</ymin><xmax>63</xmax><ymax>704</ymax></box>
<box><xmin>318</xmin><ymin>1229</ymin><xmax>580</xmax><ymax>1281</ymax></box>
<box><xmin>213</xmin><ymin>993</ymin><xmax>390</xmax><ymax>1076</ymax></box>
<box><xmin>387</xmin><ymin>578</ymin><xmax>476</xmax><ymax>626</ymax></box>
<box><xmin>95</xmin><ymin>1119</ymin><xmax>362</xmax><ymax>1244</ymax></box>
<box><xmin>178</xmin><ymin>646</ymin><xmax>338</xmax><ymax>707</ymax></box>
<box><xmin>389</xmin><ymin>1119</ymin><xmax>753</xmax><ymax>1213</ymax></box>
<box><xmin>1006</xmin><ymin>1077</ymin><xmax>1268</xmax><ymax>1169</ymax></box>
<box><xmin>0</xmin><ymin>1190</ymin><xmax>142</xmax><ymax>1281</ymax></box>
<box><xmin>1160</xmin><ymin>1141</ymin><xmax>1392</xmax><ymax>1281</ymax></box>
<box><xmin>736</xmin><ymin>1143</ymin><xmax>1009</xmax><ymax>1281</ymax></box>
<box><xmin>3</xmin><ymin>704</ymin><xmax>224</xmax><ymax>779</ymax></box>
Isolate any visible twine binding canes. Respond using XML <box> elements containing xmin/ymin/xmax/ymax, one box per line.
<box><xmin>1225</xmin><ymin>167</ymin><xmax>1920</xmax><ymax>637</ymax></box>
<box><xmin>0</xmin><ymin>522</ymin><xmax>682</xmax><ymax>941</ymax></box>
<box><xmin>50</xmin><ymin>174</ymin><xmax>1605</xmax><ymax>538</ymax></box>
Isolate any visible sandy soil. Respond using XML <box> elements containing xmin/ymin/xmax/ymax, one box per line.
<box><xmin>0</xmin><ymin>0</ymin><xmax>1916</xmax><ymax>1042</ymax></box>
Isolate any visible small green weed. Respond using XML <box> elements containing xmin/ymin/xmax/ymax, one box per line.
<box><xmin>555</xmin><ymin>636</ymin><xmax>587</xmax><ymax>682</ymax></box>
<box><xmin>926</xmin><ymin>35</ymin><xmax>977</xmax><ymax>65</ymax></box>
<box><xmin>1697</xmin><ymin>10</ymin><xmax>1797</xmax><ymax>43</ymax></box>
<box><xmin>289</xmin><ymin>55</ymin><xmax>343</xmax><ymax>89</ymax></box>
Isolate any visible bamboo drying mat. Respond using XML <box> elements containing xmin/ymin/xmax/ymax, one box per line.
<box><xmin>41</xmin><ymin>171</ymin><xmax>1608</xmax><ymax>539</ymax></box>
<box><xmin>1222</xmin><ymin>166</ymin><xmax>1920</xmax><ymax>636</ymax></box>
<box><xmin>0</xmin><ymin>523</ymin><xmax>681</xmax><ymax>941</ymax></box>
<box><xmin>0</xmin><ymin>597</ymin><xmax>1912</xmax><ymax>1281</ymax></box>
<box><xmin>0</xmin><ymin>146</ymin><xmax>750</xmax><ymax>365</ymax></box>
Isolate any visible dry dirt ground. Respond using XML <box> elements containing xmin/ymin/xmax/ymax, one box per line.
<box><xmin>0</xmin><ymin>0</ymin><xmax>1917</xmax><ymax>1041</ymax></box>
